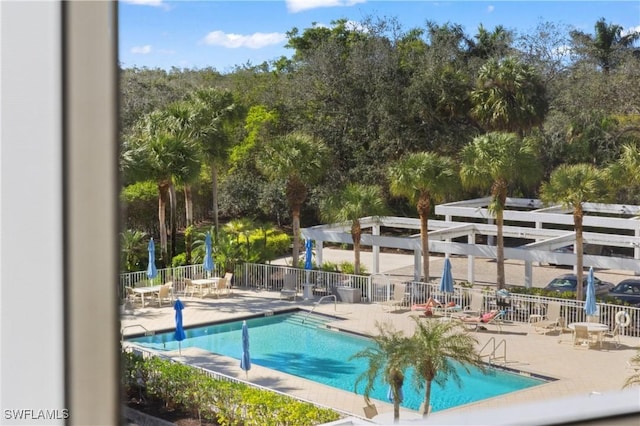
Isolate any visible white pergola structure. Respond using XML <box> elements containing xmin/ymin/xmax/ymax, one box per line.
<box><xmin>300</xmin><ymin>197</ymin><xmax>640</xmax><ymax>287</ymax></box>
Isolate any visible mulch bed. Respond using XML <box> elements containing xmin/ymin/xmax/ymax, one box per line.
<box><xmin>125</xmin><ymin>396</ymin><xmax>218</xmax><ymax>426</ymax></box>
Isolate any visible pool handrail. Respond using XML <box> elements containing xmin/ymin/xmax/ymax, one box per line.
<box><xmin>302</xmin><ymin>294</ymin><xmax>337</xmax><ymax>324</ymax></box>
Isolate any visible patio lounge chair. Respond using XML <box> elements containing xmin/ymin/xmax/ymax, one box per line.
<box><xmin>280</xmin><ymin>273</ymin><xmax>298</xmax><ymax>301</ymax></box>
<box><xmin>455</xmin><ymin>310</ymin><xmax>503</xmax><ymax>333</ymax></box>
<box><xmin>531</xmin><ymin>302</ymin><xmax>564</xmax><ymax>334</ymax></box>
<box><xmin>379</xmin><ymin>283</ymin><xmax>406</xmax><ymax>312</ymax></box>
<box><xmin>461</xmin><ymin>292</ymin><xmax>484</xmax><ymax>316</ymax></box>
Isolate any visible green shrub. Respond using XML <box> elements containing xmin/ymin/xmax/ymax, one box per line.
<box><xmin>172</xmin><ymin>253</ymin><xmax>187</xmax><ymax>267</ymax></box>
<box><xmin>339</xmin><ymin>261</ymin><xmax>366</xmax><ymax>275</ymax></box>
<box><xmin>122</xmin><ymin>350</ymin><xmax>341</xmax><ymax>425</ymax></box>
<box><xmin>260</xmin><ymin>232</ymin><xmax>290</xmax><ymax>258</ymax></box>
<box><xmin>320</xmin><ymin>261</ymin><xmax>339</xmax><ymax>272</ymax></box>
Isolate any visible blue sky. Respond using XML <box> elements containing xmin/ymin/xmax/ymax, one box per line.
<box><xmin>119</xmin><ymin>0</ymin><xmax>640</xmax><ymax>72</ymax></box>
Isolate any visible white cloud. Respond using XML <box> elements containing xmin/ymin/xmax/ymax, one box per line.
<box><xmin>286</xmin><ymin>0</ymin><xmax>366</xmax><ymax>14</ymax></box>
<box><xmin>121</xmin><ymin>0</ymin><xmax>170</xmax><ymax>11</ymax></box>
<box><xmin>202</xmin><ymin>31</ymin><xmax>287</xmax><ymax>49</ymax></box>
<box><xmin>622</xmin><ymin>25</ymin><xmax>640</xmax><ymax>37</ymax></box>
<box><xmin>131</xmin><ymin>45</ymin><xmax>152</xmax><ymax>54</ymax></box>
<box><xmin>122</xmin><ymin>0</ymin><xmax>163</xmax><ymax>6</ymax></box>
<box><xmin>487</xmin><ymin>5</ymin><xmax>495</xmax><ymax>13</ymax></box>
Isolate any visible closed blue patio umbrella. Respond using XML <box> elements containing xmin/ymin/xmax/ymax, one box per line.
<box><xmin>304</xmin><ymin>239</ymin><xmax>313</xmax><ymax>270</ymax></box>
<box><xmin>174</xmin><ymin>299</ymin><xmax>186</xmax><ymax>355</ymax></box>
<box><xmin>584</xmin><ymin>266</ymin><xmax>597</xmax><ymax>318</ymax></box>
<box><xmin>387</xmin><ymin>384</ymin><xmax>403</xmax><ymax>403</ymax></box>
<box><xmin>240</xmin><ymin>320</ymin><xmax>251</xmax><ymax>378</ymax></box>
<box><xmin>439</xmin><ymin>257</ymin><xmax>455</xmax><ymax>306</ymax></box>
<box><xmin>203</xmin><ymin>232</ymin><xmax>214</xmax><ymax>277</ymax></box>
<box><xmin>147</xmin><ymin>238</ymin><xmax>158</xmax><ymax>281</ymax></box>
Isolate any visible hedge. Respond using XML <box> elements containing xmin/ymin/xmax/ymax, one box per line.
<box><xmin>122</xmin><ymin>350</ymin><xmax>342</xmax><ymax>426</ymax></box>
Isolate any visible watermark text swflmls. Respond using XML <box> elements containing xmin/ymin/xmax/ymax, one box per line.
<box><xmin>4</xmin><ymin>409</ymin><xmax>69</xmax><ymax>421</ymax></box>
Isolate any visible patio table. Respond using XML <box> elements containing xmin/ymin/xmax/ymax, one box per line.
<box><xmin>132</xmin><ymin>285</ymin><xmax>162</xmax><ymax>307</ymax></box>
<box><xmin>191</xmin><ymin>278</ymin><xmax>220</xmax><ymax>298</ymax></box>
<box><xmin>568</xmin><ymin>322</ymin><xmax>609</xmax><ymax>348</ymax></box>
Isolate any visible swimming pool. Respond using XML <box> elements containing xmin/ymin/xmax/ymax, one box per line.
<box><xmin>127</xmin><ymin>311</ymin><xmax>548</xmax><ymax>412</ymax></box>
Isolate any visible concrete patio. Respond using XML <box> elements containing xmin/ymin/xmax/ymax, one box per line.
<box><xmin>121</xmin><ymin>282</ymin><xmax>640</xmax><ymax>423</ymax></box>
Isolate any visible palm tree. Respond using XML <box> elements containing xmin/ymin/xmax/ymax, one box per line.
<box><xmin>623</xmin><ymin>350</ymin><xmax>640</xmax><ymax>388</ymax></box>
<box><xmin>256</xmin><ymin>132</ymin><xmax>330</xmax><ymax>267</ymax></box>
<box><xmin>609</xmin><ymin>143</ymin><xmax>640</xmax><ymax>185</ymax></box>
<box><xmin>321</xmin><ymin>184</ymin><xmax>388</xmax><ymax>275</ymax></box>
<box><xmin>122</xmin><ymin>111</ymin><xmax>200</xmax><ymax>264</ymax></box>
<box><xmin>120</xmin><ymin>229</ymin><xmax>147</xmax><ymax>273</ymax></box>
<box><xmin>470</xmin><ymin>56</ymin><xmax>548</xmax><ymax>135</ymax></box>
<box><xmin>571</xmin><ymin>18</ymin><xmax>640</xmax><ymax>74</ymax></box>
<box><xmin>409</xmin><ymin>317</ymin><xmax>484</xmax><ymax>417</ymax></box>
<box><xmin>350</xmin><ymin>322</ymin><xmax>413</xmax><ymax>423</ymax></box>
<box><xmin>460</xmin><ymin>132</ymin><xmax>541</xmax><ymax>289</ymax></box>
<box><xmin>467</xmin><ymin>24</ymin><xmax>513</xmax><ymax>60</ymax></box>
<box><xmin>162</xmin><ymin>100</ymin><xmax>203</xmax><ymax>228</ymax></box>
<box><xmin>388</xmin><ymin>152</ymin><xmax>459</xmax><ymax>281</ymax></box>
<box><xmin>187</xmin><ymin>88</ymin><xmax>240</xmax><ymax>236</ymax></box>
<box><xmin>539</xmin><ymin>163</ymin><xmax>610</xmax><ymax>300</ymax></box>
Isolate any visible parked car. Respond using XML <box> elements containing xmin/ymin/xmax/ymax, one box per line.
<box><xmin>544</xmin><ymin>273</ymin><xmax>614</xmax><ymax>296</ymax></box>
<box><xmin>606</xmin><ymin>279</ymin><xmax>640</xmax><ymax>306</ymax></box>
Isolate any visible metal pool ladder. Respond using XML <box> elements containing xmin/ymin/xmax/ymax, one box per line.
<box><xmin>479</xmin><ymin>337</ymin><xmax>507</xmax><ymax>365</ymax></box>
<box><xmin>121</xmin><ymin>324</ymin><xmax>154</xmax><ymax>343</ymax></box>
<box><xmin>302</xmin><ymin>294</ymin><xmax>337</xmax><ymax>324</ymax></box>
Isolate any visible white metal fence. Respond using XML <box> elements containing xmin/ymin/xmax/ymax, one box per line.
<box><xmin>119</xmin><ymin>263</ymin><xmax>640</xmax><ymax>338</ymax></box>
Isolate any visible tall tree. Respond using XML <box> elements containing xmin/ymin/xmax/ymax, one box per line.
<box><xmin>570</xmin><ymin>18</ymin><xmax>640</xmax><ymax>74</ymax></box>
<box><xmin>187</xmin><ymin>88</ymin><xmax>240</xmax><ymax>236</ymax></box>
<box><xmin>388</xmin><ymin>152</ymin><xmax>459</xmax><ymax>281</ymax></box>
<box><xmin>540</xmin><ymin>164</ymin><xmax>610</xmax><ymax>300</ymax></box>
<box><xmin>162</xmin><ymin>100</ymin><xmax>202</xmax><ymax>228</ymax></box>
<box><xmin>460</xmin><ymin>132</ymin><xmax>541</xmax><ymax>289</ymax></box>
<box><xmin>122</xmin><ymin>111</ymin><xmax>200</xmax><ymax>264</ymax></box>
<box><xmin>256</xmin><ymin>132</ymin><xmax>330</xmax><ymax>267</ymax></box>
<box><xmin>467</xmin><ymin>24</ymin><xmax>513</xmax><ymax>61</ymax></box>
<box><xmin>321</xmin><ymin>184</ymin><xmax>388</xmax><ymax>274</ymax></box>
<box><xmin>409</xmin><ymin>317</ymin><xmax>484</xmax><ymax>417</ymax></box>
<box><xmin>471</xmin><ymin>56</ymin><xmax>548</xmax><ymax>135</ymax></box>
<box><xmin>350</xmin><ymin>322</ymin><xmax>413</xmax><ymax>423</ymax></box>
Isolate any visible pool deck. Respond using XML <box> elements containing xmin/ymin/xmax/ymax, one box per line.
<box><xmin>121</xmin><ymin>285</ymin><xmax>640</xmax><ymax>423</ymax></box>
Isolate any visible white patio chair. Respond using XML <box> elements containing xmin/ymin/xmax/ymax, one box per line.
<box><xmin>379</xmin><ymin>283</ymin><xmax>406</xmax><ymax>312</ymax></box>
<box><xmin>280</xmin><ymin>273</ymin><xmax>298</xmax><ymax>301</ymax></box>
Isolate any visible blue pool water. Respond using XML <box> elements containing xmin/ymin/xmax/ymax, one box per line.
<box><xmin>128</xmin><ymin>311</ymin><xmax>546</xmax><ymax>412</ymax></box>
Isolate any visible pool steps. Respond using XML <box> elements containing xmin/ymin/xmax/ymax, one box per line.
<box><xmin>282</xmin><ymin>312</ymin><xmax>331</xmax><ymax>330</ymax></box>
